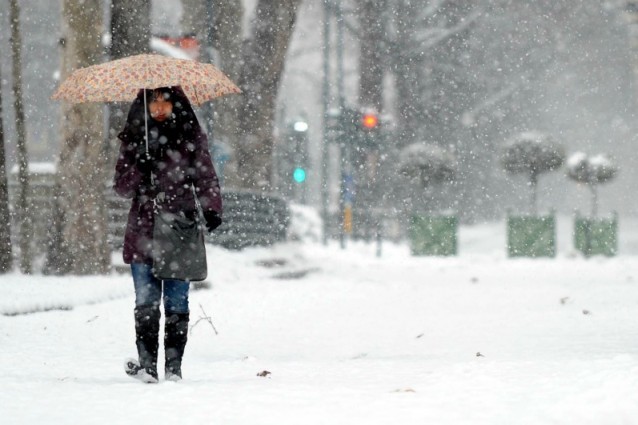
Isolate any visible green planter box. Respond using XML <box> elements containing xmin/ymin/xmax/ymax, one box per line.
<box><xmin>574</xmin><ymin>213</ymin><xmax>617</xmax><ymax>257</ymax></box>
<box><xmin>507</xmin><ymin>214</ymin><xmax>556</xmax><ymax>258</ymax></box>
<box><xmin>409</xmin><ymin>215</ymin><xmax>458</xmax><ymax>256</ymax></box>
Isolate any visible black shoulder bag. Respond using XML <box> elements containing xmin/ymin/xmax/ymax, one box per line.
<box><xmin>151</xmin><ymin>186</ymin><xmax>208</xmax><ymax>282</ymax></box>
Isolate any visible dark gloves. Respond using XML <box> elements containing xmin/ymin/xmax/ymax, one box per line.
<box><xmin>203</xmin><ymin>211</ymin><xmax>222</xmax><ymax>232</ymax></box>
<box><xmin>135</xmin><ymin>141</ymin><xmax>158</xmax><ymax>175</ymax></box>
<box><xmin>136</xmin><ymin>153</ymin><xmax>154</xmax><ymax>175</ymax></box>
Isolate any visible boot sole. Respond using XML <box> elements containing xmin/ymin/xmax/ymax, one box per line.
<box><xmin>124</xmin><ymin>358</ymin><xmax>159</xmax><ymax>384</ymax></box>
<box><xmin>165</xmin><ymin>372</ymin><xmax>182</xmax><ymax>382</ymax></box>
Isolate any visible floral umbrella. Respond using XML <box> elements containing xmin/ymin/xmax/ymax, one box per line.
<box><xmin>52</xmin><ymin>53</ymin><xmax>241</xmax><ymax>154</ymax></box>
<box><xmin>51</xmin><ymin>53</ymin><xmax>241</xmax><ymax>106</ymax></box>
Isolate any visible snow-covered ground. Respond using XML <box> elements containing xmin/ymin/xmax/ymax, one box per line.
<box><xmin>1</xmin><ymin>214</ymin><xmax>638</xmax><ymax>424</ymax></box>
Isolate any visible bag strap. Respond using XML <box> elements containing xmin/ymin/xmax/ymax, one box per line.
<box><xmin>152</xmin><ymin>145</ymin><xmax>200</xmax><ymax>214</ymax></box>
<box><xmin>152</xmin><ymin>191</ymin><xmax>165</xmax><ymax>212</ymax></box>
<box><xmin>191</xmin><ymin>183</ymin><xmax>204</xmax><ymax>219</ymax></box>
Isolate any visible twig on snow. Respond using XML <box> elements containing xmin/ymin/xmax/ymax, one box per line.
<box><xmin>190</xmin><ymin>303</ymin><xmax>218</xmax><ymax>335</ymax></box>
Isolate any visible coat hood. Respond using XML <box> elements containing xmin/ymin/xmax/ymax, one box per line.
<box><xmin>117</xmin><ymin>85</ymin><xmax>203</xmax><ymax>147</ymax></box>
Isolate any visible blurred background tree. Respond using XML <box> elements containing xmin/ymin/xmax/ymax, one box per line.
<box><xmin>107</xmin><ymin>0</ymin><xmax>151</xmax><ymax>169</ymax></box>
<box><xmin>0</xmin><ymin>62</ymin><xmax>11</xmax><ymax>273</ymax></box>
<box><xmin>53</xmin><ymin>0</ymin><xmax>110</xmax><ymax>275</ymax></box>
<box><xmin>9</xmin><ymin>0</ymin><xmax>32</xmax><ymax>273</ymax></box>
<box><xmin>501</xmin><ymin>132</ymin><xmax>565</xmax><ymax>215</ymax></box>
<box><xmin>567</xmin><ymin>152</ymin><xmax>618</xmax><ymax>218</ymax></box>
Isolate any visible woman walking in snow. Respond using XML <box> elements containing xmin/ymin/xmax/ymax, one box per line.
<box><xmin>113</xmin><ymin>86</ymin><xmax>222</xmax><ymax>383</ymax></box>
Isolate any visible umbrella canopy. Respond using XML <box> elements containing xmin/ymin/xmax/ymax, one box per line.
<box><xmin>51</xmin><ymin>53</ymin><xmax>241</xmax><ymax>105</ymax></box>
<box><xmin>52</xmin><ymin>53</ymin><xmax>241</xmax><ymax>158</ymax></box>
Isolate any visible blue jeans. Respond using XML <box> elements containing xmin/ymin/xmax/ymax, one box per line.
<box><xmin>131</xmin><ymin>263</ymin><xmax>190</xmax><ymax>314</ymax></box>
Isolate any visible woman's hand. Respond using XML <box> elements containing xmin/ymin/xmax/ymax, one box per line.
<box><xmin>203</xmin><ymin>211</ymin><xmax>222</xmax><ymax>232</ymax></box>
<box><xmin>136</xmin><ymin>153</ymin><xmax>154</xmax><ymax>174</ymax></box>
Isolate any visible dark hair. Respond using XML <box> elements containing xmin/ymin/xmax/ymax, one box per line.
<box><xmin>118</xmin><ymin>86</ymin><xmax>202</xmax><ymax>145</ymax></box>
<box><xmin>147</xmin><ymin>87</ymin><xmax>173</xmax><ymax>103</ymax></box>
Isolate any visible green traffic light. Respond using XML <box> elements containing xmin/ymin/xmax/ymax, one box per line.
<box><xmin>293</xmin><ymin>167</ymin><xmax>306</xmax><ymax>183</ymax></box>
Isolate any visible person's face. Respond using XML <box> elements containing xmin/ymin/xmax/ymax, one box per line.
<box><xmin>148</xmin><ymin>91</ymin><xmax>173</xmax><ymax>122</ymax></box>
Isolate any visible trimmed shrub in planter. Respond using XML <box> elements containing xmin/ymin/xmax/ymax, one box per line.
<box><xmin>574</xmin><ymin>212</ymin><xmax>617</xmax><ymax>257</ymax></box>
<box><xmin>409</xmin><ymin>215</ymin><xmax>457</xmax><ymax>256</ymax></box>
<box><xmin>399</xmin><ymin>143</ymin><xmax>457</xmax><ymax>256</ymax></box>
<box><xmin>502</xmin><ymin>132</ymin><xmax>564</xmax><ymax>257</ymax></box>
<box><xmin>507</xmin><ymin>213</ymin><xmax>556</xmax><ymax>257</ymax></box>
<box><xmin>502</xmin><ymin>132</ymin><xmax>565</xmax><ymax>214</ymax></box>
<box><xmin>567</xmin><ymin>152</ymin><xmax>619</xmax><ymax>257</ymax></box>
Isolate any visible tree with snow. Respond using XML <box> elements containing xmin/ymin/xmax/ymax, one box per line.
<box><xmin>399</xmin><ymin>143</ymin><xmax>456</xmax><ymax>213</ymax></box>
<box><xmin>567</xmin><ymin>152</ymin><xmax>618</xmax><ymax>217</ymax></box>
<box><xmin>398</xmin><ymin>142</ymin><xmax>457</xmax><ymax>255</ymax></box>
<box><xmin>501</xmin><ymin>132</ymin><xmax>565</xmax><ymax>215</ymax></box>
<box><xmin>399</xmin><ymin>143</ymin><xmax>456</xmax><ymax>187</ymax></box>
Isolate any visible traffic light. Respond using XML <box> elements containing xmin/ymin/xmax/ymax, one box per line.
<box><xmin>358</xmin><ymin>110</ymin><xmax>381</xmax><ymax>148</ymax></box>
<box><xmin>330</xmin><ymin>106</ymin><xmax>383</xmax><ymax>148</ymax></box>
<box><xmin>293</xmin><ymin>120</ymin><xmax>309</xmax><ymax>133</ymax></box>
<box><xmin>361</xmin><ymin>112</ymin><xmax>379</xmax><ymax>130</ymax></box>
<box><xmin>293</xmin><ymin>167</ymin><xmax>306</xmax><ymax>183</ymax></box>
<box><xmin>286</xmin><ymin>118</ymin><xmax>309</xmax><ymax>203</ymax></box>
<box><xmin>290</xmin><ymin>119</ymin><xmax>308</xmax><ymax>185</ymax></box>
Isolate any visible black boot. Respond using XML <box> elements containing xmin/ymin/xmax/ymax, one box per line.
<box><xmin>164</xmin><ymin>312</ymin><xmax>189</xmax><ymax>381</ymax></box>
<box><xmin>129</xmin><ymin>304</ymin><xmax>160</xmax><ymax>383</ymax></box>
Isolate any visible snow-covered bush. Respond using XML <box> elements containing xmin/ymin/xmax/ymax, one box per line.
<box><xmin>287</xmin><ymin>203</ymin><xmax>323</xmax><ymax>243</ymax></box>
<box><xmin>398</xmin><ymin>143</ymin><xmax>456</xmax><ymax>188</ymax></box>
<box><xmin>567</xmin><ymin>152</ymin><xmax>618</xmax><ymax>217</ymax></box>
<box><xmin>399</xmin><ymin>143</ymin><xmax>457</xmax><ymax>253</ymax></box>
<box><xmin>501</xmin><ymin>132</ymin><xmax>565</xmax><ymax>214</ymax></box>
<box><xmin>398</xmin><ymin>143</ymin><xmax>456</xmax><ymax>214</ymax></box>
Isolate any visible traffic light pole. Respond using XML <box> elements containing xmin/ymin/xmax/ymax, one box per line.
<box><xmin>321</xmin><ymin>0</ymin><xmax>331</xmax><ymax>245</ymax></box>
<box><xmin>321</xmin><ymin>0</ymin><xmax>351</xmax><ymax>249</ymax></box>
<box><xmin>336</xmin><ymin>0</ymin><xmax>348</xmax><ymax>249</ymax></box>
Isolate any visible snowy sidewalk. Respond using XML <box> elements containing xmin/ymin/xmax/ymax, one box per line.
<box><xmin>1</xmin><ymin>238</ymin><xmax>638</xmax><ymax>424</ymax></box>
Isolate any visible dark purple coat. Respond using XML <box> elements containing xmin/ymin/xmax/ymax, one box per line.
<box><xmin>113</xmin><ymin>86</ymin><xmax>222</xmax><ymax>264</ymax></box>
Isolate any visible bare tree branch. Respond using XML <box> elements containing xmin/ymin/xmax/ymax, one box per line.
<box><xmin>190</xmin><ymin>304</ymin><xmax>218</xmax><ymax>335</ymax></box>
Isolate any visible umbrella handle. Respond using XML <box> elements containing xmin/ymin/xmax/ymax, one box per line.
<box><xmin>143</xmin><ymin>89</ymin><xmax>155</xmax><ymax>186</ymax></box>
<box><xmin>143</xmin><ymin>89</ymin><xmax>149</xmax><ymax>154</ymax></box>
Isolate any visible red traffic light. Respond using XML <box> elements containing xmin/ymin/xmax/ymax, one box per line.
<box><xmin>361</xmin><ymin>113</ymin><xmax>379</xmax><ymax>130</ymax></box>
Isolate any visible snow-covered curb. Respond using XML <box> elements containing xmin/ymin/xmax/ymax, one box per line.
<box><xmin>0</xmin><ymin>273</ymin><xmax>132</xmax><ymax>316</ymax></box>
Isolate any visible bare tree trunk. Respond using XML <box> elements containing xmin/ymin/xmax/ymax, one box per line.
<box><xmin>590</xmin><ymin>184</ymin><xmax>598</xmax><ymax>218</ymax></box>
<box><xmin>9</xmin><ymin>0</ymin><xmax>32</xmax><ymax>274</ymax></box>
<box><xmin>357</xmin><ymin>0</ymin><xmax>386</xmax><ymax>239</ymax></box>
<box><xmin>389</xmin><ymin>0</ymin><xmax>421</xmax><ymax>148</ymax></box>
<box><xmin>181</xmin><ymin>0</ymin><xmax>298</xmax><ymax>192</ymax></box>
<box><xmin>530</xmin><ymin>171</ymin><xmax>538</xmax><ymax>215</ymax></box>
<box><xmin>56</xmin><ymin>0</ymin><xmax>110</xmax><ymax>275</ymax></box>
<box><xmin>181</xmin><ymin>0</ymin><xmax>213</xmax><ymax>134</ymax></box>
<box><xmin>181</xmin><ymin>0</ymin><xmax>244</xmax><ymax>188</ymax></box>
<box><xmin>236</xmin><ymin>0</ymin><xmax>301</xmax><ymax>191</ymax></box>
<box><xmin>0</xmin><ymin>64</ymin><xmax>12</xmax><ymax>273</ymax></box>
<box><xmin>181</xmin><ymin>0</ymin><xmax>208</xmax><ymax>37</ymax></box>
<box><xmin>210</xmin><ymin>0</ymin><xmax>244</xmax><ymax>188</ymax></box>
<box><xmin>107</xmin><ymin>0</ymin><xmax>151</xmax><ymax>169</ymax></box>
<box><xmin>110</xmin><ymin>0</ymin><xmax>150</xmax><ymax>56</ymax></box>
<box><xmin>358</xmin><ymin>0</ymin><xmax>385</xmax><ymax>111</ymax></box>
